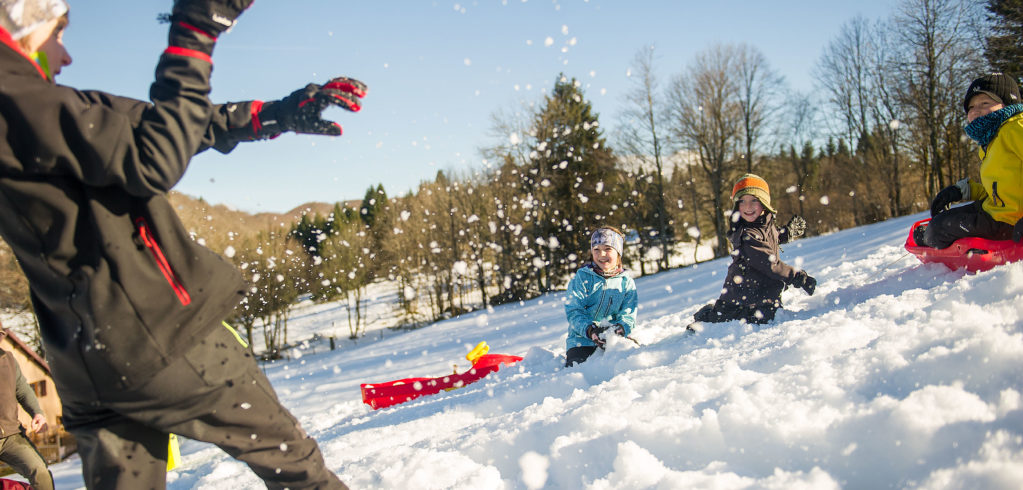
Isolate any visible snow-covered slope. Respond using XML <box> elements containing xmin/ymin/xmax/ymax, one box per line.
<box><xmin>50</xmin><ymin>212</ymin><xmax>1023</xmax><ymax>489</ymax></box>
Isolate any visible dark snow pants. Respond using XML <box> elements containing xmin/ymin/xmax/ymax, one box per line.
<box><xmin>694</xmin><ymin>300</ymin><xmax>778</xmax><ymax>325</ymax></box>
<box><xmin>0</xmin><ymin>431</ymin><xmax>53</xmax><ymax>490</ymax></box>
<box><xmin>565</xmin><ymin>346</ymin><xmax>598</xmax><ymax>367</ymax></box>
<box><xmin>61</xmin><ymin>325</ymin><xmax>346</xmax><ymax>490</ymax></box>
<box><xmin>924</xmin><ymin>201</ymin><xmax>1013</xmax><ymax>249</ymax></box>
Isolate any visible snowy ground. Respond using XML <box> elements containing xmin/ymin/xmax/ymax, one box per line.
<box><xmin>44</xmin><ymin>211</ymin><xmax>1023</xmax><ymax>489</ymax></box>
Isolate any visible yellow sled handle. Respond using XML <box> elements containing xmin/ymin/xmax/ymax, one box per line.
<box><xmin>466</xmin><ymin>341</ymin><xmax>489</xmax><ymax>364</ymax></box>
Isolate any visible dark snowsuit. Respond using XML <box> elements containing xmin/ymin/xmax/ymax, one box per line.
<box><xmin>0</xmin><ymin>23</ymin><xmax>343</xmax><ymax>490</ymax></box>
<box><xmin>694</xmin><ymin>213</ymin><xmax>799</xmax><ymax>324</ymax></box>
<box><xmin>0</xmin><ymin>349</ymin><xmax>51</xmax><ymax>490</ymax></box>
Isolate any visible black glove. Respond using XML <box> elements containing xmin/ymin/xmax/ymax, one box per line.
<box><xmin>252</xmin><ymin>77</ymin><xmax>368</xmax><ymax>137</ymax></box>
<box><xmin>171</xmin><ymin>0</ymin><xmax>254</xmax><ymax>38</ymax></box>
<box><xmin>586</xmin><ymin>324</ymin><xmax>607</xmax><ymax>349</ymax></box>
<box><xmin>613</xmin><ymin>325</ymin><xmax>625</xmax><ymax>337</ymax></box>
<box><xmin>784</xmin><ymin>216</ymin><xmax>806</xmax><ymax>238</ymax></box>
<box><xmin>930</xmin><ymin>185</ymin><xmax>963</xmax><ymax>217</ymax></box>
<box><xmin>791</xmin><ymin>271</ymin><xmax>817</xmax><ymax>296</ymax></box>
<box><xmin>694</xmin><ymin>304</ymin><xmax>714</xmax><ymax>322</ymax></box>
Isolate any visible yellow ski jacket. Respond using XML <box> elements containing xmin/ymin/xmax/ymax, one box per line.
<box><xmin>968</xmin><ymin>112</ymin><xmax>1023</xmax><ymax>226</ymax></box>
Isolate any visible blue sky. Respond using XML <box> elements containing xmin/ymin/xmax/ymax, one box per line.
<box><xmin>60</xmin><ymin>1</ymin><xmax>895</xmax><ymax>214</ymax></box>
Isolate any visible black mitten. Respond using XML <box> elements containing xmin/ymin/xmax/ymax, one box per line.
<box><xmin>784</xmin><ymin>216</ymin><xmax>806</xmax><ymax>238</ymax></box>
<box><xmin>791</xmin><ymin>271</ymin><xmax>817</xmax><ymax>296</ymax></box>
<box><xmin>693</xmin><ymin>304</ymin><xmax>714</xmax><ymax>322</ymax></box>
<box><xmin>930</xmin><ymin>185</ymin><xmax>963</xmax><ymax>217</ymax></box>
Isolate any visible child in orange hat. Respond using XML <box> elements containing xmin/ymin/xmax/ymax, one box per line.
<box><xmin>691</xmin><ymin>174</ymin><xmax>816</xmax><ymax>327</ymax></box>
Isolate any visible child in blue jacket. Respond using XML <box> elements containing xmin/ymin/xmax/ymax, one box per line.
<box><xmin>564</xmin><ymin>227</ymin><xmax>638</xmax><ymax>367</ymax></box>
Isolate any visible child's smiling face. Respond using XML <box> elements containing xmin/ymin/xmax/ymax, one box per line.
<box><xmin>591</xmin><ymin>244</ymin><xmax>620</xmax><ymax>272</ymax></box>
<box><xmin>737</xmin><ymin>195</ymin><xmax>764</xmax><ymax>222</ymax></box>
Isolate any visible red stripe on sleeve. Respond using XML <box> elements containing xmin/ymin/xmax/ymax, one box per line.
<box><xmin>163</xmin><ymin>46</ymin><xmax>213</xmax><ymax>64</ymax></box>
<box><xmin>176</xmin><ymin>21</ymin><xmax>218</xmax><ymax>41</ymax></box>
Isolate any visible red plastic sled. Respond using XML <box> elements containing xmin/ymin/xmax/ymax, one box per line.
<box><xmin>0</xmin><ymin>478</ymin><xmax>31</xmax><ymax>490</ymax></box>
<box><xmin>905</xmin><ymin>218</ymin><xmax>1023</xmax><ymax>272</ymax></box>
<box><xmin>360</xmin><ymin>342</ymin><xmax>523</xmax><ymax>410</ymax></box>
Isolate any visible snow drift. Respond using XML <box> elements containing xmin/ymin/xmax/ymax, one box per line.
<box><xmin>49</xmin><ymin>212</ymin><xmax>1023</xmax><ymax>489</ymax></box>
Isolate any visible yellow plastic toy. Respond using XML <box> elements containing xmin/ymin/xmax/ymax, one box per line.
<box><xmin>465</xmin><ymin>341</ymin><xmax>489</xmax><ymax>364</ymax></box>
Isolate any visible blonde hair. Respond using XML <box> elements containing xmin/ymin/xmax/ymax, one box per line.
<box><xmin>16</xmin><ymin>12</ymin><xmax>67</xmax><ymax>53</ymax></box>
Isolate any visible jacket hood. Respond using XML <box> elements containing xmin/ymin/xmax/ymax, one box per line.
<box><xmin>0</xmin><ymin>24</ymin><xmax>48</xmax><ymax>79</ymax></box>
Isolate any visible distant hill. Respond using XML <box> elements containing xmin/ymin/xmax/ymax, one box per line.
<box><xmin>168</xmin><ymin>192</ymin><xmax>361</xmax><ymax>242</ymax></box>
<box><xmin>261</xmin><ymin>200</ymin><xmax>363</xmax><ymax>224</ymax></box>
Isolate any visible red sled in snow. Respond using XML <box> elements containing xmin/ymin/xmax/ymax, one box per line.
<box><xmin>360</xmin><ymin>342</ymin><xmax>523</xmax><ymax>410</ymax></box>
<box><xmin>905</xmin><ymin>218</ymin><xmax>1023</xmax><ymax>272</ymax></box>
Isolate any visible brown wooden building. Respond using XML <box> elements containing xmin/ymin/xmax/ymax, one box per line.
<box><xmin>0</xmin><ymin>323</ymin><xmax>76</xmax><ymax>464</ymax></box>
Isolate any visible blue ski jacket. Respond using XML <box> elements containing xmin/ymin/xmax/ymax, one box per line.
<box><xmin>564</xmin><ymin>264</ymin><xmax>638</xmax><ymax>349</ymax></box>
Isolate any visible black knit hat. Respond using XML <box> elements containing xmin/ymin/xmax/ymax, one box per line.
<box><xmin>963</xmin><ymin>73</ymin><xmax>1021</xmax><ymax>113</ymax></box>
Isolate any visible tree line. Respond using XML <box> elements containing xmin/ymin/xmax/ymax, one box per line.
<box><xmin>1</xmin><ymin>0</ymin><xmax>1019</xmax><ymax>358</ymax></box>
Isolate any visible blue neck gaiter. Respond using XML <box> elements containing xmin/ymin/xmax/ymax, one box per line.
<box><xmin>965</xmin><ymin>104</ymin><xmax>1023</xmax><ymax>148</ymax></box>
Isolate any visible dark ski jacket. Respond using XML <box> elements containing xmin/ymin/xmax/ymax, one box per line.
<box><xmin>0</xmin><ymin>27</ymin><xmax>266</xmax><ymax>398</ymax></box>
<box><xmin>700</xmin><ymin>212</ymin><xmax>799</xmax><ymax>324</ymax></box>
<box><xmin>0</xmin><ymin>349</ymin><xmax>43</xmax><ymax>438</ymax></box>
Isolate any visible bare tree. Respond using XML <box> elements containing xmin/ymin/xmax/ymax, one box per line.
<box><xmin>480</xmin><ymin>103</ymin><xmax>544</xmax><ymax>302</ymax></box>
<box><xmin>814</xmin><ymin>16</ymin><xmax>875</xmax><ymax>147</ymax></box>
<box><xmin>616</xmin><ymin>45</ymin><xmax>671</xmax><ymax>272</ymax></box>
<box><xmin>735</xmin><ymin>43</ymin><xmax>786</xmax><ymax>173</ymax></box>
<box><xmin>894</xmin><ymin>0</ymin><xmax>986</xmax><ymax>194</ymax></box>
<box><xmin>780</xmin><ymin>90</ymin><xmax>821</xmax><ymax>217</ymax></box>
<box><xmin>868</xmin><ymin>19</ymin><xmax>911</xmax><ymax>216</ymax></box>
<box><xmin>665</xmin><ymin>44</ymin><xmax>745</xmax><ymax>258</ymax></box>
<box><xmin>242</xmin><ymin>229</ymin><xmax>302</xmax><ymax>360</ymax></box>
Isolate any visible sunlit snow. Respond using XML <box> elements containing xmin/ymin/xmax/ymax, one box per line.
<box><xmin>40</xmin><ymin>213</ymin><xmax>1023</xmax><ymax>489</ymax></box>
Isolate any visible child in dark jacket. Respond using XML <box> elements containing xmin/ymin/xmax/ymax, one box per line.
<box><xmin>564</xmin><ymin>227</ymin><xmax>638</xmax><ymax>367</ymax></box>
<box><xmin>0</xmin><ymin>2</ymin><xmax>359</xmax><ymax>488</ymax></box>
<box><xmin>692</xmin><ymin>174</ymin><xmax>816</xmax><ymax>326</ymax></box>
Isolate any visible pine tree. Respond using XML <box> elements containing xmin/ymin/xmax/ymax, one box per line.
<box><xmin>527</xmin><ymin>74</ymin><xmax>616</xmax><ymax>290</ymax></box>
<box><xmin>985</xmin><ymin>0</ymin><xmax>1023</xmax><ymax>77</ymax></box>
<box><xmin>359</xmin><ymin>184</ymin><xmax>387</xmax><ymax>229</ymax></box>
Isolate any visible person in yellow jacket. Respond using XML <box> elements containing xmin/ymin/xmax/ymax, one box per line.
<box><xmin>924</xmin><ymin>73</ymin><xmax>1023</xmax><ymax>248</ymax></box>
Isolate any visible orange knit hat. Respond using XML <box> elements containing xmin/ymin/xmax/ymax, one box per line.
<box><xmin>731</xmin><ymin>173</ymin><xmax>776</xmax><ymax>214</ymax></box>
